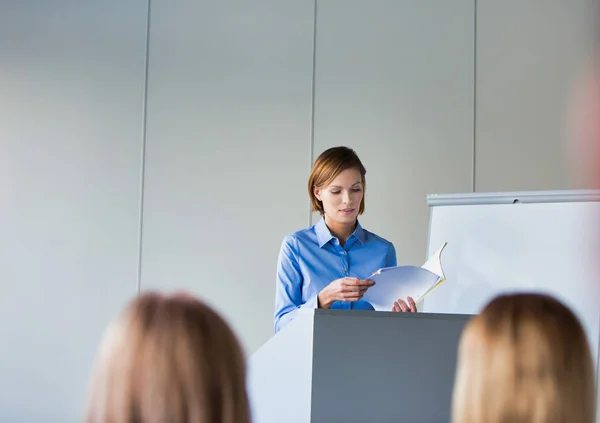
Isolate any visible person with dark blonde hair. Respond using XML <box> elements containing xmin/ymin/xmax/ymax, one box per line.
<box><xmin>84</xmin><ymin>291</ymin><xmax>251</xmax><ymax>423</ymax></box>
<box><xmin>274</xmin><ymin>146</ymin><xmax>416</xmax><ymax>333</ymax></box>
<box><xmin>452</xmin><ymin>292</ymin><xmax>595</xmax><ymax>423</ymax></box>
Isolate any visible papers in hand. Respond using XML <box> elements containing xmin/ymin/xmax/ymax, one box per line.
<box><xmin>362</xmin><ymin>243</ymin><xmax>447</xmax><ymax>311</ymax></box>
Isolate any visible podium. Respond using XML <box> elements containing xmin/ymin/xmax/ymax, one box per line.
<box><xmin>247</xmin><ymin>309</ymin><xmax>471</xmax><ymax>423</ymax></box>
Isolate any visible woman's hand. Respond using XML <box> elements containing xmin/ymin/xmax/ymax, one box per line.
<box><xmin>392</xmin><ymin>297</ymin><xmax>417</xmax><ymax>312</ymax></box>
<box><xmin>317</xmin><ymin>277</ymin><xmax>375</xmax><ymax>309</ymax></box>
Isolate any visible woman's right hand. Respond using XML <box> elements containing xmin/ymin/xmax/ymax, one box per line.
<box><xmin>317</xmin><ymin>277</ymin><xmax>375</xmax><ymax>309</ymax></box>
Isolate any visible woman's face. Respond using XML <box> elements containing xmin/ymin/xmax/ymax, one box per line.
<box><xmin>314</xmin><ymin>167</ymin><xmax>364</xmax><ymax>225</ymax></box>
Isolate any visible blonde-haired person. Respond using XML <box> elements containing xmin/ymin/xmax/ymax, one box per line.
<box><xmin>452</xmin><ymin>292</ymin><xmax>595</xmax><ymax>423</ymax></box>
<box><xmin>274</xmin><ymin>146</ymin><xmax>416</xmax><ymax>333</ymax></box>
<box><xmin>84</xmin><ymin>291</ymin><xmax>250</xmax><ymax>423</ymax></box>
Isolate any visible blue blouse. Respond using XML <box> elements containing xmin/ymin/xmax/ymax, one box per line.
<box><xmin>274</xmin><ymin>217</ymin><xmax>396</xmax><ymax>333</ymax></box>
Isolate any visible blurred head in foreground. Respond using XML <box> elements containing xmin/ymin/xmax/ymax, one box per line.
<box><xmin>84</xmin><ymin>291</ymin><xmax>250</xmax><ymax>423</ymax></box>
<box><xmin>452</xmin><ymin>293</ymin><xmax>595</xmax><ymax>423</ymax></box>
<box><xmin>569</xmin><ymin>55</ymin><xmax>600</xmax><ymax>189</ymax></box>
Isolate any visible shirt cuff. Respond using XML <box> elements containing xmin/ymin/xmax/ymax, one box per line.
<box><xmin>302</xmin><ymin>293</ymin><xmax>319</xmax><ymax>309</ymax></box>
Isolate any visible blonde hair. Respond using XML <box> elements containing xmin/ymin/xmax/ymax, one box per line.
<box><xmin>452</xmin><ymin>293</ymin><xmax>595</xmax><ymax>423</ymax></box>
<box><xmin>84</xmin><ymin>291</ymin><xmax>250</xmax><ymax>423</ymax></box>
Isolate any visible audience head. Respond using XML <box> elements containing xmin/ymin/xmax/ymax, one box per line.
<box><xmin>84</xmin><ymin>291</ymin><xmax>250</xmax><ymax>423</ymax></box>
<box><xmin>568</xmin><ymin>55</ymin><xmax>600</xmax><ymax>189</ymax></box>
<box><xmin>452</xmin><ymin>292</ymin><xmax>595</xmax><ymax>423</ymax></box>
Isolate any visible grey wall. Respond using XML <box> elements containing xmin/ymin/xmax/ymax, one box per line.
<box><xmin>0</xmin><ymin>1</ymin><xmax>147</xmax><ymax>422</ymax></box>
<box><xmin>475</xmin><ymin>0</ymin><xmax>599</xmax><ymax>191</ymax></box>
<box><xmin>1</xmin><ymin>0</ymin><xmax>597</xmax><ymax>421</ymax></box>
<box><xmin>140</xmin><ymin>0</ymin><xmax>314</xmax><ymax>355</ymax></box>
<box><xmin>312</xmin><ymin>0</ymin><xmax>474</xmax><ymax>267</ymax></box>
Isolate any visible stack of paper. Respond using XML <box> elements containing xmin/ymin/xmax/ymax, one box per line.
<box><xmin>362</xmin><ymin>243</ymin><xmax>447</xmax><ymax>311</ymax></box>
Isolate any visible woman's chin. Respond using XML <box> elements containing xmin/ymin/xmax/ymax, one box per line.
<box><xmin>336</xmin><ymin>213</ymin><xmax>358</xmax><ymax>223</ymax></box>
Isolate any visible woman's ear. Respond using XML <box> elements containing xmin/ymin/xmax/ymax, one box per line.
<box><xmin>313</xmin><ymin>186</ymin><xmax>322</xmax><ymax>202</ymax></box>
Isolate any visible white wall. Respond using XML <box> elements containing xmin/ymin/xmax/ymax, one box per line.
<box><xmin>475</xmin><ymin>0</ymin><xmax>599</xmax><ymax>191</ymax></box>
<box><xmin>140</xmin><ymin>0</ymin><xmax>314</xmax><ymax>354</ymax></box>
<box><xmin>312</xmin><ymin>0</ymin><xmax>475</xmax><ymax>267</ymax></box>
<box><xmin>0</xmin><ymin>1</ymin><xmax>147</xmax><ymax>422</ymax></box>
<box><xmin>1</xmin><ymin>0</ymin><xmax>598</xmax><ymax>421</ymax></box>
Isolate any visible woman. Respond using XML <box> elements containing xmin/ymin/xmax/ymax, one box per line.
<box><xmin>274</xmin><ymin>146</ymin><xmax>416</xmax><ymax>333</ymax></box>
<box><xmin>84</xmin><ymin>291</ymin><xmax>251</xmax><ymax>423</ymax></box>
<box><xmin>452</xmin><ymin>293</ymin><xmax>595</xmax><ymax>423</ymax></box>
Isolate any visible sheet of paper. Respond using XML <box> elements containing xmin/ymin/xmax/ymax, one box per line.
<box><xmin>362</xmin><ymin>266</ymin><xmax>441</xmax><ymax>311</ymax></box>
<box><xmin>421</xmin><ymin>242</ymin><xmax>447</xmax><ymax>279</ymax></box>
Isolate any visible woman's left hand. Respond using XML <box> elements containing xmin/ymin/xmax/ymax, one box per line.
<box><xmin>392</xmin><ymin>296</ymin><xmax>417</xmax><ymax>312</ymax></box>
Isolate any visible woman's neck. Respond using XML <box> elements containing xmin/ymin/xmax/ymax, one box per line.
<box><xmin>324</xmin><ymin>216</ymin><xmax>356</xmax><ymax>246</ymax></box>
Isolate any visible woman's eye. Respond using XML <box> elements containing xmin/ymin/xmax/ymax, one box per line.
<box><xmin>330</xmin><ymin>191</ymin><xmax>340</xmax><ymax>195</ymax></box>
<box><xmin>352</xmin><ymin>188</ymin><xmax>362</xmax><ymax>192</ymax></box>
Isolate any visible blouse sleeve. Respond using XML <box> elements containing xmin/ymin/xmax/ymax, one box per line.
<box><xmin>386</xmin><ymin>242</ymin><xmax>397</xmax><ymax>267</ymax></box>
<box><xmin>273</xmin><ymin>235</ymin><xmax>319</xmax><ymax>333</ymax></box>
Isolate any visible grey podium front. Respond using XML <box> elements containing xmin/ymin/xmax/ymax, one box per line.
<box><xmin>247</xmin><ymin>309</ymin><xmax>471</xmax><ymax>423</ymax></box>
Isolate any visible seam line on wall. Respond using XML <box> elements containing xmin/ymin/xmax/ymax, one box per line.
<box><xmin>137</xmin><ymin>0</ymin><xmax>152</xmax><ymax>295</ymax></box>
<box><xmin>308</xmin><ymin>0</ymin><xmax>318</xmax><ymax>227</ymax></box>
<box><xmin>472</xmin><ymin>0</ymin><xmax>477</xmax><ymax>193</ymax></box>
